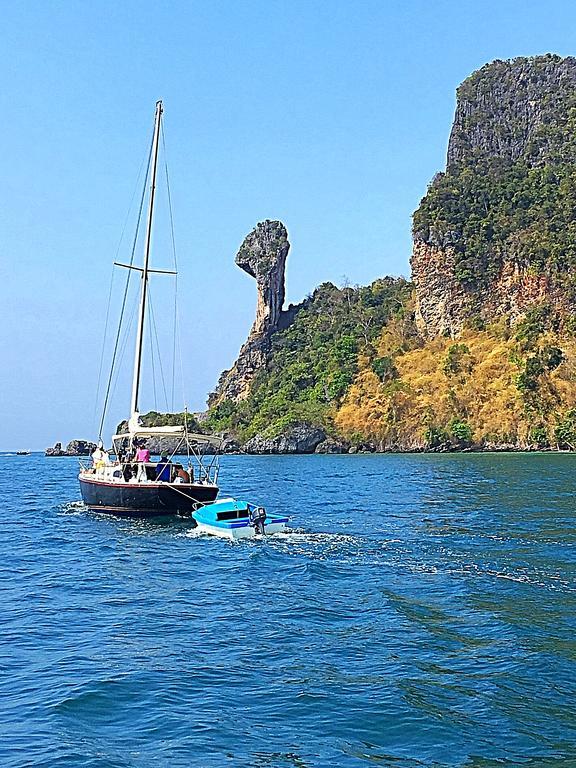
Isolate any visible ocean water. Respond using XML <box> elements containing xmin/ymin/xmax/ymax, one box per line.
<box><xmin>1</xmin><ymin>452</ymin><xmax>575</xmax><ymax>768</ymax></box>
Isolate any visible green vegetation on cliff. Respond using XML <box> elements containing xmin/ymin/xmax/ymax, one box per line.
<box><xmin>336</xmin><ymin>316</ymin><xmax>576</xmax><ymax>450</ymax></box>
<box><xmin>116</xmin><ymin>410</ymin><xmax>201</xmax><ymax>434</ymax></box>
<box><xmin>204</xmin><ymin>279</ymin><xmax>415</xmax><ymax>441</ymax></box>
<box><xmin>414</xmin><ymin>54</ymin><xmax>576</xmax><ymax>290</ymax></box>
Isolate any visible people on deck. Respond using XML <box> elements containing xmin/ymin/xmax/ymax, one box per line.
<box><xmin>131</xmin><ymin>442</ymin><xmax>151</xmax><ymax>481</ymax></box>
<box><xmin>91</xmin><ymin>441</ymin><xmax>110</xmax><ymax>469</ymax></box>
<box><xmin>156</xmin><ymin>454</ymin><xmax>172</xmax><ymax>482</ymax></box>
<box><xmin>135</xmin><ymin>445</ymin><xmax>150</xmax><ymax>463</ymax></box>
<box><xmin>173</xmin><ymin>464</ymin><xmax>191</xmax><ymax>483</ymax></box>
<box><xmin>128</xmin><ymin>468</ymin><xmax>139</xmax><ymax>483</ymax></box>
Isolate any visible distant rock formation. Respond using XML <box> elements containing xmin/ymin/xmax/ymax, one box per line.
<box><xmin>45</xmin><ymin>440</ymin><xmax>96</xmax><ymax>457</ymax></box>
<box><xmin>447</xmin><ymin>55</ymin><xmax>576</xmax><ymax>169</ymax></box>
<box><xmin>209</xmin><ymin>220</ymin><xmax>290</xmax><ymax>405</ymax></box>
<box><xmin>237</xmin><ymin>220</ymin><xmax>290</xmax><ymax>335</ymax></box>
<box><xmin>66</xmin><ymin>440</ymin><xmax>97</xmax><ymax>456</ymax></box>
<box><xmin>199</xmin><ymin>54</ymin><xmax>576</xmax><ymax>454</ymax></box>
<box><xmin>45</xmin><ymin>442</ymin><xmax>65</xmax><ymax>457</ymax></box>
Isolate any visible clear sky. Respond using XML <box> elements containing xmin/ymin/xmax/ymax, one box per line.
<box><xmin>1</xmin><ymin>0</ymin><xmax>575</xmax><ymax>450</ymax></box>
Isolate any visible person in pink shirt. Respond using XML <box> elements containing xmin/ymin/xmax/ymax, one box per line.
<box><xmin>132</xmin><ymin>443</ymin><xmax>151</xmax><ymax>482</ymax></box>
<box><xmin>135</xmin><ymin>446</ymin><xmax>150</xmax><ymax>462</ymax></box>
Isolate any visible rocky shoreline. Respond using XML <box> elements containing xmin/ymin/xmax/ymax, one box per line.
<box><xmin>47</xmin><ymin>420</ymin><xmax>570</xmax><ymax>457</ymax></box>
<box><xmin>222</xmin><ymin>423</ymin><xmax>566</xmax><ymax>455</ymax></box>
<box><xmin>45</xmin><ymin>436</ymin><xmax>567</xmax><ymax>457</ymax></box>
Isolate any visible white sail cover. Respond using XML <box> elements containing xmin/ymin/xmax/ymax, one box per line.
<box><xmin>112</xmin><ymin>425</ymin><xmax>223</xmax><ymax>444</ymax></box>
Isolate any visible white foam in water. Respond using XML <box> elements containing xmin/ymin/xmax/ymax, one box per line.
<box><xmin>182</xmin><ymin>527</ymin><xmax>362</xmax><ymax>552</ymax></box>
<box><xmin>58</xmin><ymin>501</ymin><xmax>87</xmax><ymax>516</ymax></box>
<box><xmin>183</xmin><ymin>527</ymin><xmax>209</xmax><ymax>539</ymax></box>
<box><xmin>270</xmin><ymin>530</ymin><xmax>358</xmax><ymax>545</ymax></box>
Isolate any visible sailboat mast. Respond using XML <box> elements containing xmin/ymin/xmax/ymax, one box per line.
<box><xmin>130</xmin><ymin>100</ymin><xmax>163</xmax><ymax>418</ymax></box>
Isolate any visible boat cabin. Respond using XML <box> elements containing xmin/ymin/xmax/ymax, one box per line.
<box><xmin>80</xmin><ymin>424</ymin><xmax>222</xmax><ymax>489</ymax></box>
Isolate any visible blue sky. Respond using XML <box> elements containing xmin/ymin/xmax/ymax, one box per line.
<box><xmin>1</xmin><ymin>0</ymin><xmax>575</xmax><ymax>449</ymax></box>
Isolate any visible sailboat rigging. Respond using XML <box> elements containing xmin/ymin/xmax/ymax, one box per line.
<box><xmin>79</xmin><ymin>101</ymin><xmax>222</xmax><ymax>517</ymax></box>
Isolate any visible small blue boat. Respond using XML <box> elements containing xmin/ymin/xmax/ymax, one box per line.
<box><xmin>192</xmin><ymin>498</ymin><xmax>288</xmax><ymax>540</ymax></box>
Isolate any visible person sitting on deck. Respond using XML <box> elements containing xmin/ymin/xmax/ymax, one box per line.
<box><xmin>128</xmin><ymin>468</ymin><xmax>139</xmax><ymax>483</ymax></box>
<box><xmin>155</xmin><ymin>454</ymin><xmax>172</xmax><ymax>482</ymax></box>
<box><xmin>173</xmin><ymin>464</ymin><xmax>190</xmax><ymax>484</ymax></box>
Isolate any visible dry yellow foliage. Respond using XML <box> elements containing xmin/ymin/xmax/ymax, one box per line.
<box><xmin>335</xmin><ymin>328</ymin><xmax>576</xmax><ymax>448</ymax></box>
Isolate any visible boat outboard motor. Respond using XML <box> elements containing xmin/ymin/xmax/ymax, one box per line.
<box><xmin>249</xmin><ymin>505</ymin><xmax>267</xmax><ymax>535</ymax></box>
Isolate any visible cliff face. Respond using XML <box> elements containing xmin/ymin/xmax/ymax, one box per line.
<box><xmin>209</xmin><ymin>220</ymin><xmax>290</xmax><ymax>405</ymax></box>
<box><xmin>412</xmin><ymin>54</ymin><xmax>576</xmax><ymax>337</ymax></box>
<box><xmin>447</xmin><ymin>55</ymin><xmax>576</xmax><ymax>168</ymax></box>
<box><xmin>204</xmin><ymin>53</ymin><xmax>576</xmax><ymax>454</ymax></box>
<box><xmin>412</xmin><ymin>242</ymin><xmax>569</xmax><ymax>338</ymax></box>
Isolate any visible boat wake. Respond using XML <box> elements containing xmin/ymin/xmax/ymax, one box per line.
<box><xmin>182</xmin><ymin>526</ymin><xmax>359</xmax><ymax>545</ymax></box>
<box><xmin>182</xmin><ymin>527</ymin><xmax>208</xmax><ymax>539</ymax></box>
<box><xmin>268</xmin><ymin>529</ymin><xmax>358</xmax><ymax>545</ymax></box>
<box><xmin>182</xmin><ymin>525</ymin><xmax>297</xmax><ymax>542</ymax></box>
<box><xmin>184</xmin><ymin>526</ymin><xmax>369</xmax><ymax>564</ymax></box>
<box><xmin>57</xmin><ymin>500</ymin><xmax>88</xmax><ymax>516</ymax></box>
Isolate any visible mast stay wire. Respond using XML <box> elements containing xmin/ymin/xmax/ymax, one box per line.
<box><xmin>176</xmin><ymin>304</ymin><xmax>188</xmax><ymax>411</ymax></box>
<box><xmin>148</xmin><ymin>283</ymin><xmax>170</xmax><ymax>412</ymax></box>
<box><xmin>147</xmin><ymin>295</ymin><xmax>158</xmax><ymax>411</ymax></box>
<box><xmin>107</xmin><ymin>290</ymin><xmax>141</xmax><ymax>425</ymax></box>
<box><xmin>92</xmin><ymin>266</ymin><xmax>115</xmax><ymax>433</ymax></box>
<box><xmin>94</xmin><ymin>134</ymin><xmax>155</xmax><ymax>434</ymax></box>
<box><xmin>161</xmin><ymin>120</ymin><xmax>181</xmax><ymax>412</ymax></box>
<box><xmin>98</xmin><ymin>123</ymin><xmax>155</xmax><ymax>440</ymax></box>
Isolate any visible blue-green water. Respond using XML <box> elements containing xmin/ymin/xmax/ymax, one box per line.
<box><xmin>1</xmin><ymin>452</ymin><xmax>575</xmax><ymax>767</ymax></box>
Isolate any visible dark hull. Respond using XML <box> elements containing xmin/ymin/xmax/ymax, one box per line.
<box><xmin>79</xmin><ymin>476</ymin><xmax>218</xmax><ymax>518</ymax></box>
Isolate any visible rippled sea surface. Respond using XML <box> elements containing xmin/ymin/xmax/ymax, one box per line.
<box><xmin>1</xmin><ymin>453</ymin><xmax>576</xmax><ymax>767</ymax></box>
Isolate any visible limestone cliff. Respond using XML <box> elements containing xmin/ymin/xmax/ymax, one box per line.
<box><xmin>411</xmin><ymin>242</ymin><xmax>570</xmax><ymax>338</ymax></box>
<box><xmin>412</xmin><ymin>54</ymin><xmax>576</xmax><ymax>338</ymax></box>
<box><xmin>447</xmin><ymin>55</ymin><xmax>576</xmax><ymax>168</ymax></box>
<box><xmin>205</xmin><ymin>53</ymin><xmax>576</xmax><ymax>454</ymax></box>
<box><xmin>209</xmin><ymin>221</ymin><xmax>290</xmax><ymax>405</ymax></box>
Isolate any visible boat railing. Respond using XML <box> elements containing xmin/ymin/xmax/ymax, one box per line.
<box><xmin>79</xmin><ymin>455</ymin><xmax>219</xmax><ymax>485</ymax></box>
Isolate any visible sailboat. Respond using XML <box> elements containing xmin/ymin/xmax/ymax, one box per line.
<box><xmin>79</xmin><ymin>101</ymin><xmax>221</xmax><ymax>517</ymax></box>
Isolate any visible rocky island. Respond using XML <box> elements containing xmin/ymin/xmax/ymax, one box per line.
<box><xmin>204</xmin><ymin>54</ymin><xmax>576</xmax><ymax>453</ymax></box>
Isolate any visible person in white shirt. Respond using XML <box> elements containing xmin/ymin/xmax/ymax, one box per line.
<box><xmin>91</xmin><ymin>441</ymin><xmax>110</xmax><ymax>469</ymax></box>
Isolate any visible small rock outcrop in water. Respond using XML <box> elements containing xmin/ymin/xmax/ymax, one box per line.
<box><xmin>66</xmin><ymin>440</ymin><xmax>96</xmax><ymax>456</ymax></box>
<box><xmin>45</xmin><ymin>440</ymin><xmax>96</xmax><ymax>456</ymax></box>
<box><xmin>243</xmin><ymin>423</ymin><xmax>326</xmax><ymax>454</ymax></box>
<box><xmin>209</xmin><ymin>221</ymin><xmax>290</xmax><ymax>405</ymax></box>
<box><xmin>45</xmin><ymin>442</ymin><xmax>65</xmax><ymax>457</ymax></box>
